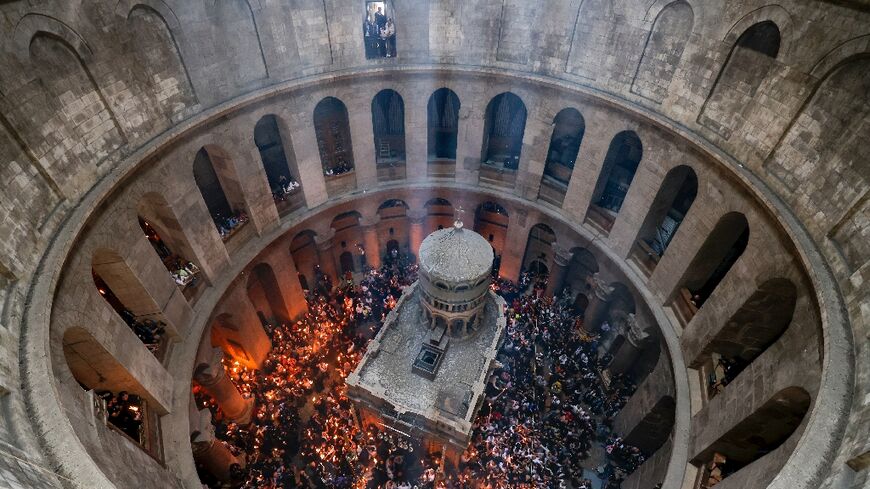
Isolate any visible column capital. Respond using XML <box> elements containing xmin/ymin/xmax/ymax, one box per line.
<box><xmin>408</xmin><ymin>208</ymin><xmax>427</xmax><ymax>223</ymax></box>
<box><xmin>626</xmin><ymin>313</ymin><xmax>653</xmax><ymax>347</ymax></box>
<box><xmin>193</xmin><ymin>347</ymin><xmax>225</xmax><ymax>387</ymax></box>
<box><xmin>588</xmin><ymin>272</ymin><xmax>614</xmax><ymax>301</ymax></box>
<box><xmin>552</xmin><ymin>244</ymin><xmax>573</xmax><ymax>267</ymax></box>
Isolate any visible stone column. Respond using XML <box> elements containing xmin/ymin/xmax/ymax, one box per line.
<box><xmin>584</xmin><ymin>273</ymin><xmax>614</xmax><ymax>332</ymax></box>
<box><xmin>360</xmin><ymin>215</ymin><xmax>382</xmax><ymax>270</ymax></box>
<box><xmin>499</xmin><ymin>209</ymin><xmax>531</xmax><ymax>282</ymax></box>
<box><xmin>258</xmin><ymin>243</ymin><xmax>308</xmax><ymax>320</ymax></box>
<box><xmin>608</xmin><ymin>314</ymin><xmax>653</xmax><ymax>376</ymax></box>
<box><xmin>408</xmin><ymin>209</ymin><xmax>427</xmax><ymax>258</ymax></box>
<box><xmin>194</xmin><ymin>347</ymin><xmax>253</xmax><ymax>424</ymax></box>
<box><xmin>544</xmin><ymin>244</ymin><xmax>573</xmax><ymax>298</ymax></box>
<box><xmin>314</xmin><ymin>231</ymin><xmax>339</xmax><ymax>281</ymax></box>
<box><xmin>190</xmin><ymin>408</ymin><xmax>241</xmax><ymax>482</ymax></box>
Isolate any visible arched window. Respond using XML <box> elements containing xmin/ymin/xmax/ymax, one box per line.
<box><xmin>473</xmin><ymin>201</ymin><xmax>509</xmax><ymax>255</ymax></box>
<box><xmin>255</xmin><ymin>115</ymin><xmax>303</xmax><ymax>216</ymax></box>
<box><xmin>363</xmin><ymin>1</ymin><xmax>396</xmax><ymax>59</ymax></box>
<box><xmin>692</xmin><ymin>387</ymin><xmax>810</xmax><ymax>488</ymax></box>
<box><xmin>521</xmin><ymin>224</ymin><xmax>556</xmax><ymax>273</ymax></box>
<box><xmin>427</xmin><ymin>88</ymin><xmax>460</xmax><ymax>177</ymax></box>
<box><xmin>92</xmin><ymin>249</ymin><xmax>168</xmax><ymax>358</ymax></box>
<box><xmin>62</xmin><ymin>327</ymin><xmax>162</xmax><ymax>456</ymax></box>
<box><xmin>290</xmin><ymin>230</ymin><xmax>318</xmax><ymax>289</ymax></box>
<box><xmin>700</xmin><ymin>278</ymin><xmax>796</xmax><ymax>400</ymax></box>
<box><xmin>631</xmin><ymin>165</ymin><xmax>698</xmax><ymax>275</ymax></box>
<box><xmin>481</xmin><ymin>92</ymin><xmax>527</xmax><ymax>188</ymax></box>
<box><xmin>672</xmin><ymin>212</ymin><xmax>749</xmax><ymax>326</ymax></box>
<box><xmin>372</xmin><ymin>89</ymin><xmax>406</xmax><ymax>181</ymax></box>
<box><xmin>193</xmin><ymin>146</ymin><xmax>249</xmax><ymax>242</ymax></box>
<box><xmin>544</xmin><ymin>109</ymin><xmax>585</xmax><ymax>181</ymax></box>
<box><xmin>698</xmin><ymin>21</ymin><xmax>781</xmax><ymax>138</ymax></box>
<box><xmin>314</xmin><ymin>97</ymin><xmax>356</xmax><ymax>196</ymax></box>
<box><xmin>585</xmin><ymin>131</ymin><xmax>643</xmax><ymax>233</ymax></box>
<box><xmin>137</xmin><ymin>192</ymin><xmax>207</xmax><ymax>302</ymax></box>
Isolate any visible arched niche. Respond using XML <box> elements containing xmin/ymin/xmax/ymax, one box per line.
<box><xmin>246</xmin><ymin>263</ymin><xmax>289</xmax><ymax>326</ymax></box>
<box><xmin>631</xmin><ymin>165</ymin><xmax>698</xmax><ymax>276</ymax></box>
<box><xmin>585</xmin><ymin>130</ymin><xmax>643</xmax><ymax>234</ymax></box>
<box><xmin>193</xmin><ymin>145</ymin><xmax>249</xmax><ymax>241</ymax></box>
<box><xmin>427</xmin><ymin>88</ymin><xmax>461</xmax><ymax>178</ymax></box>
<box><xmin>539</xmin><ymin>108</ymin><xmax>585</xmax><ymax>206</ymax></box>
<box><xmin>255</xmin><ymin>114</ymin><xmax>304</xmax><ymax>216</ymax></box>
<box><xmin>671</xmin><ymin>212</ymin><xmax>749</xmax><ymax>326</ymax></box>
<box><xmin>698</xmin><ymin>21</ymin><xmax>782</xmax><ymax>139</ymax></box>
<box><xmin>314</xmin><ymin>97</ymin><xmax>357</xmax><ymax>196</ymax></box>
<box><xmin>521</xmin><ymin>223</ymin><xmax>556</xmax><ymax>274</ymax></box>
<box><xmin>371</xmin><ymin>89</ymin><xmax>406</xmax><ymax>182</ymax></box>
<box><xmin>480</xmin><ymin>92</ymin><xmax>527</xmax><ymax>188</ymax></box>
<box><xmin>631</xmin><ymin>1</ymin><xmax>694</xmax><ymax>102</ymax></box>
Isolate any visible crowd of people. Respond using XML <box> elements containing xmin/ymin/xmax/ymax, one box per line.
<box><xmin>98</xmin><ymin>390</ymin><xmax>145</xmax><ymax>443</ymax></box>
<box><xmin>216</xmin><ymin>211</ymin><xmax>251</xmax><ymax>240</ymax></box>
<box><xmin>363</xmin><ymin>6</ymin><xmax>396</xmax><ymax>59</ymax></box>
<box><xmin>195</xmin><ymin>251</ymin><xmax>654</xmax><ymax>488</ymax></box>
<box><xmin>272</xmin><ymin>175</ymin><xmax>302</xmax><ymax>204</ymax></box>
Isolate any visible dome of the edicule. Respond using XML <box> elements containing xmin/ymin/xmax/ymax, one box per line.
<box><xmin>418</xmin><ymin>222</ymin><xmax>493</xmax><ymax>285</ymax></box>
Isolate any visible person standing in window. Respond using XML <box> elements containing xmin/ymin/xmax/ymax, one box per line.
<box><xmin>375</xmin><ymin>7</ymin><xmax>387</xmax><ymax>56</ymax></box>
<box><xmin>382</xmin><ymin>18</ymin><xmax>396</xmax><ymax>58</ymax></box>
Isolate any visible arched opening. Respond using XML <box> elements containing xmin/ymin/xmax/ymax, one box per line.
<box><xmin>565</xmin><ymin>247</ymin><xmax>599</xmax><ymax>295</ymax></box>
<box><xmin>246</xmin><ymin>263</ymin><xmax>289</xmax><ymax>326</ymax></box>
<box><xmin>363</xmin><ymin>1</ymin><xmax>396</xmax><ymax>59</ymax></box>
<box><xmin>379</xmin><ymin>199</ymin><xmax>410</xmax><ymax>260</ymax></box>
<box><xmin>671</xmin><ymin>212</ymin><xmax>750</xmax><ymax>327</ymax></box>
<box><xmin>193</xmin><ymin>146</ymin><xmax>249</xmax><ymax>243</ymax></box>
<box><xmin>425</xmin><ymin>197</ymin><xmax>454</xmax><ymax>233</ymax></box>
<box><xmin>625</xmin><ymin>396</ymin><xmax>676</xmax><ymax>460</ymax></box>
<box><xmin>700</xmin><ymin>278</ymin><xmax>797</xmax><ymax>401</ymax></box>
<box><xmin>255</xmin><ymin>115</ymin><xmax>304</xmax><ymax>216</ymax></box>
<box><xmin>290</xmin><ymin>230</ymin><xmax>319</xmax><ymax>293</ymax></box>
<box><xmin>340</xmin><ymin>247</ymin><xmax>359</xmax><ymax>275</ymax></box>
<box><xmin>692</xmin><ymin>387</ymin><xmax>810</xmax><ymax>488</ymax></box>
<box><xmin>209</xmin><ymin>313</ymin><xmax>254</xmax><ymax>367</ymax></box>
<box><xmin>480</xmin><ymin>92</ymin><xmax>527</xmax><ymax>188</ymax></box>
<box><xmin>62</xmin><ymin>327</ymin><xmax>162</xmax><ymax>457</ymax></box>
<box><xmin>521</xmin><ymin>223</ymin><xmax>556</xmax><ymax>279</ymax></box>
<box><xmin>427</xmin><ymin>88</ymin><xmax>460</xmax><ymax>177</ymax></box>
<box><xmin>539</xmin><ymin>108</ymin><xmax>585</xmax><ymax>206</ymax></box>
<box><xmin>372</xmin><ymin>89</ymin><xmax>406</xmax><ymax>181</ymax></box>
<box><xmin>585</xmin><ymin>131</ymin><xmax>643</xmax><ymax>234</ymax></box>
<box><xmin>92</xmin><ymin>249</ymin><xmax>168</xmax><ymax>358</ymax></box>
<box><xmin>314</xmin><ymin>97</ymin><xmax>356</xmax><ymax>196</ymax></box>
<box><xmin>137</xmin><ymin>192</ymin><xmax>205</xmax><ymax>302</ymax></box>
<box><xmin>332</xmin><ymin>211</ymin><xmax>363</xmax><ymax>274</ymax></box>
<box><xmin>698</xmin><ymin>21</ymin><xmax>781</xmax><ymax>139</ymax></box>
<box><xmin>631</xmin><ymin>165</ymin><xmax>698</xmax><ymax>276</ymax></box>
<box><xmin>473</xmin><ymin>201</ymin><xmax>509</xmax><ymax>257</ymax></box>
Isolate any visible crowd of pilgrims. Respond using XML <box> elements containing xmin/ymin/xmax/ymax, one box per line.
<box><xmin>195</xmin><ymin>250</ymin><xmax>650</xmax><ymax>489</ymax></box>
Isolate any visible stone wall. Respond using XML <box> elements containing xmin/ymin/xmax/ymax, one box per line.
<box><xmin>0</xmin><ymin>1</ymin><xmax>864</xmax><ymax>488</ymax></box>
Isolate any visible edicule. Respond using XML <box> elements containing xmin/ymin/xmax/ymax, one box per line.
<box><xmin>346</xmin><ymin>218</ymin><xmax>506</xmax><ymax>466</ymax></box>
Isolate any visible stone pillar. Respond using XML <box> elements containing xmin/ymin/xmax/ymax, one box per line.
<box><xmin>194</xmin><ymin>347</ymin><xmax>254</xmax><ymax>424</ymax></box>
<box><xmin>216</xmin><ymin>286</ymin><xmax>272</xmax><ymax>368</ymax></box>
<box><xmin>258</xmin><ymin>243</ymin><xmax>308</xmax><ymax>320</ymax></box>
<box><xmin>190</xmin><ymin>408</ymin><xmax>241</xmax><ymax>482</ymax></box>
<box><xmin>361</xmin><ymin>215</ymin><xmax>382</xmax><ymax>270</ymax></box>
<box><xmin>545</xmin><ymin>245</ymin><xmax>573</xmax><ymax>298</ymax></box>
<box><xmin>608</xmin><ymin>314</ymin><xmax>653</xmax><ymax>376</ymax></box>
<box><xmin>409</xmin><ymin>209</ymin><xmax>427</xmax><ymax>258</ymax></box>
<box><xmin>584</xmin><ymin>273</ymin><xmax>614</xmax><ymax>332</ymax></box>
<box><xmin>314</xmin><ymin>229</ymin><xmax>339</xmax><ymax>281</ymax></box>
<box><xmin>499</xmin><ymin>209</ymin><xmax>531</xmax><ymax>282</ymax></box>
